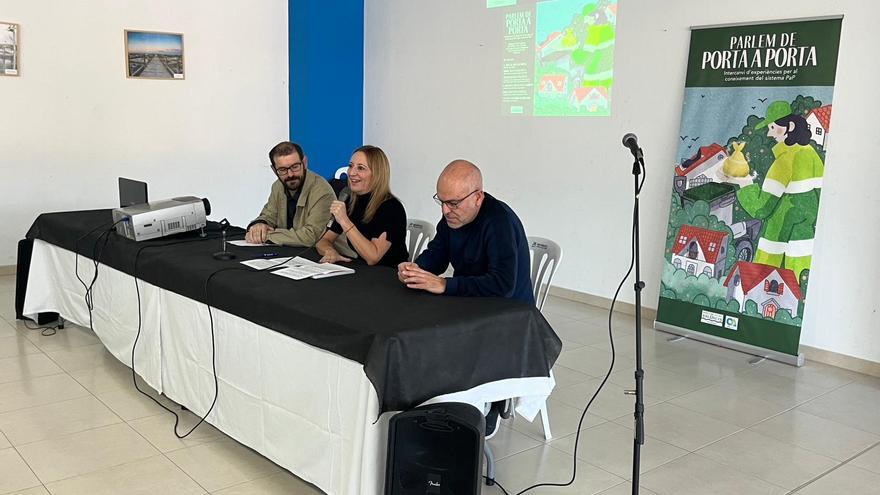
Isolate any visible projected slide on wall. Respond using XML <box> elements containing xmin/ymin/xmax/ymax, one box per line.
<box><xmin>494</xmin><ymin>0</ymin><xmax>617</xmax><ymax>116</ymax></box>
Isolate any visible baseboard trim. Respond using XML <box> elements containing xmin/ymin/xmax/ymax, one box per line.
<box><xmin>800</xmin><ymin>344</ymin><xmax>880</xmax><ymax>378</ymax></box>
<box><xmin>549</xmin><ymin>285</ymin><xmax>658</xmax><ymax>322</ymax></box>
<box><xmin>549</xmin><ymin>285</ymin><xmax>879</xmax><ymax>378</ymax></box>
<box><xmin>0</xmin><ymin>265</ymin><xmax>15</xmax><ymax>276</ymax></box>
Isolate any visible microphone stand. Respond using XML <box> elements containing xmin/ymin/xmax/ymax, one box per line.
<box><xmin>626</xmin><ymin>147</ymin><xmax>646</xmax><ymax>494</ymax></box>
<box><xmin>212</xmin><ymin>219</ymin><xmax>236</xmax><ymax>261</ymax></box>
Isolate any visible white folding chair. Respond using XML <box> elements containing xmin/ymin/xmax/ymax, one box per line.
<box><xmin>528</xmin><ymin>236</ymin><xmax>563</xmax><ymax>440</ymax></box>
<box><xmin>528</xmin><ymin>236</ymin><xmax>563</xmax><ymax>312</ymax></box>
<box><xmin>405</xmin><ymin>219</ymin><xmax>436</xmax><ymax>262</ymax></box>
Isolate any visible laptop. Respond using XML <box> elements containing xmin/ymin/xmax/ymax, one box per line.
<box><xmin>118</xmin><ymin>177</ymin><xmax>148</xmax><ymax>207</ymax></box>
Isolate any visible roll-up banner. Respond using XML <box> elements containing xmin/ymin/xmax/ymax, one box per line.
<box><xmin>655</xmin><ymin>17</ymin><xmax>842</xmax><ymax>366</ymax></box>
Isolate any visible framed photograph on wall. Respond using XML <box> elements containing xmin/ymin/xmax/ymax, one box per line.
<box><xmin>124</xmin><ymin>30</ymin><xmax>184</xmax><ymax>80</ymax></box>
<box><xmin>0</xmin><ymin>21</ymin><xmax>19</xmax><ymax>76</ymax></box>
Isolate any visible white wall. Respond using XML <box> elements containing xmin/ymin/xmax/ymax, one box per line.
<box><xmin>0</xmin><ymin>0</ymin><xmax>289</xmax><ymax>266</ymax></box>
<box><xmin>364</xmin><ymin>1</ymin><xmax>880</xmax><ymax>363</ymax></box>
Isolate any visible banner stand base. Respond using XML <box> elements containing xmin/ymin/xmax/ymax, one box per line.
<box><xmin>654</xmin><ymin>321</ymin><xmax>805</xmax><ymax>368</ymax></box>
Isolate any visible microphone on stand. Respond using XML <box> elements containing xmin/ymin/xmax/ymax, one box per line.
<box><xmin>622</xmin><ymin>133</ymin><xmax>644</xmax><ymax>162</ymax></box>
<box><xmin>212</xmin><ymin>218</ymin><xmax>236</xmax><ymax>261</ymax></box>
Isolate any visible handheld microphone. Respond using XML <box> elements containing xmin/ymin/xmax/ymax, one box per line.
<box><xmin>327</xmin><ymin>187</ymin><xmax>351</xmax><ymax>228</ymax></box>
<box><xmin>622</xmin><ymin>133</ymin><xmax>643</xmax><ymax>161</ymax></box>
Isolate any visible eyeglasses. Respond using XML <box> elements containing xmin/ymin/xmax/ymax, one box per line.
<box><xmin>273</xmin><ymin>162</ymin><xmax>303</xmax><ymax>176</ymax></box>
<box><xmin>433</xmin><ymin>190</ymin><xmax>480</xmax><ymax>209</ymax></box>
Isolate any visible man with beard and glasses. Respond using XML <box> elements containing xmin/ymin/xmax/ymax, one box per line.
<box><xmin>245</xmin><ymin>141</ymin><xmax>335</xmax><ymax>246</ymax></box>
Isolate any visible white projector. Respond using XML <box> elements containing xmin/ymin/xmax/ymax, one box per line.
<box><xmin>113</xmin><ymin>196</ymin><xmax>211</xmax><ymax>242</ymax></box>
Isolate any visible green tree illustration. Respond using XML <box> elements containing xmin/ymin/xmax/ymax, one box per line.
<box><xmin>660</xmin><ymin>261</ymin><xmax>729</xmax><ymax>308</ymax></box>
<box><xmin>714</xmin><ymin>298</ymin><xmax>740</xmax><ymax>312</ymax></box>
<box><xmin>744</xmin><ymin>299</ymin><xmax>759</xmax><ymax>317</ymax></box>
<box><xmin>773</xmin><ymin>308</ymin><xmax>803</xmax><ymax>326</ymax></box>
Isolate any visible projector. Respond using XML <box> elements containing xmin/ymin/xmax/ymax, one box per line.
<box><xmin>113</xmin><ymin>197</ymin><xmax>211</xmax><ymax>242</ymax></box>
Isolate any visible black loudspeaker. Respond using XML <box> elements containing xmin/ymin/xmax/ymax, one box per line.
<box><xmin>385</xmin><ymin>402</ymin><xmax>485</xmax><ymax>495</ymax></box>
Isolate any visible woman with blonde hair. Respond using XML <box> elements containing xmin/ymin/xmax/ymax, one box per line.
<box><xmin>316</xmin><ymin>145</ymin><xmax>408</xmax><ymax>267</ymax></box>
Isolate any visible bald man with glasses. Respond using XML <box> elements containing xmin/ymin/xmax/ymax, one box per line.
<box><xmin>398</xmin><ymin>160</ymin><xmax>534</xmax><ymax>304</ymax></box>
<box><xmin>246</xmin><ymin>141</ymin><xmax>335</xmax><ymax>246</ymax></box>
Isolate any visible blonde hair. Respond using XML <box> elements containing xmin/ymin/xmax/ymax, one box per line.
<box><xmin>349</xmin><ymin>145</ymin><xmax>393</xmax><ymax>223</ymax></box>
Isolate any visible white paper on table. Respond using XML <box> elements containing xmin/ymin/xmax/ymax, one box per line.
<box><xmin>228</xmin><ymin>240</ymin><xmax>271</xmax><ymax>247</ymax></box>
<box><xmin>272</xmin><ymin>262</ymin><xmax>354</xmax><ymax>280</ymax></box>
<box><xmin>240</xmin><ymin>256</ymin><xmax>317</xmax><ymax>271</ymax></box>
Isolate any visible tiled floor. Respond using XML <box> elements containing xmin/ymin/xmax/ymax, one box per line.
<box><xmin>1</xmin><ymin>275</ymin><xmax>879</xmax><ymax>494</ymax></box>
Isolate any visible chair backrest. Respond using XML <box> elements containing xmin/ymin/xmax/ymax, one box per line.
<box><xmin>527</xmin><ymin>236</ymin><xmax>562</xmax><ymax>311</ymax></box>
<box><xmin>406</xmin><ymin>219</ymin><xmax>436</xmax><ymax>262</ymax></box>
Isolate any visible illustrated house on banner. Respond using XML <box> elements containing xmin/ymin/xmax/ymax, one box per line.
<box><xmin>723</xmin><ymin>261</ymin><xmax>802</xmax><ymax>319</ymax></box>
<box><xmin>670</xmin><ymin>225</ymin><xmax>728</xmax><ymax>278</ymax></box>
<box><xmin>806</xmin><ymin>104</ymin><xmax>832</xmax><ymax>148</ymax></box>
<box><xmin>673</xmin><ymin>144</ymin><xmax>729</xmax><ymax>191</ymax></box>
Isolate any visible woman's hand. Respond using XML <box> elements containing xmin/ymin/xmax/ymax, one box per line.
<box><xmin>329</xmin><ymin>200</ymin><xmax>352</xmax><ymax>230</ymax></box>
<box><xmin>319</xmin><ymin>249</ymin><xmax>352</xmax><ymax>264</ymax></box>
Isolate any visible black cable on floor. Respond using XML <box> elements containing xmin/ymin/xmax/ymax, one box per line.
<box><xmin>494</xmin><ymin>163</ymin><xmax>644</xmax><ymax>494</ymax></box>
<box><xmin>483</xmin><ymin>475</ymin><xmax>511</xmax><ymax>495</ymax></box>
<box><xmin>22</xmin><ymin>320</ymin><xmax>62</xmax><ymax>336</ymax></box>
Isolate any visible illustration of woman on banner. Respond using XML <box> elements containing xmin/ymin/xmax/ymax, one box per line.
<box><xmin>736</xmin><ymin>100</ymin><xmax>824</xmax><ymax>281</ymax></box>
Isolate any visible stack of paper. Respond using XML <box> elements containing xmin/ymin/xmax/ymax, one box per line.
<box><xmin>240</xmin><ymin>256</ymin><xmax>310</xmax><ymax>270</ymax></box>
<box><xmin>272</xmin><ymin>263</ymin><xmax>355</xmax><ymax>280</ymax></box>
<box><xmin>240</xmin><ymin>256</ymin><xmax>354</xmax><ymax>280</ymax></box>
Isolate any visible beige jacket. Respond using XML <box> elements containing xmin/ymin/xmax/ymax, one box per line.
<box><xmin>250</xmin><ymin>170</ymin><xmax>334</xmax><ymax>247</ymax></box>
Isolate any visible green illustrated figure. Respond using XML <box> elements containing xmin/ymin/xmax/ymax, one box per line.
<box><xmin>736</xmin><ymin>100</ymin><xmax>824</xmax><ymax>280</ymax></box>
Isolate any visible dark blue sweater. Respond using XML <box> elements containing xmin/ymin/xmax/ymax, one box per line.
<box><xmin>416</xmin><ymin>193</ymin><xmax>534</xmax><ymax>305</ymax></box>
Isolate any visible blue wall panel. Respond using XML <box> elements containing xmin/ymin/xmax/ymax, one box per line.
<box><xmin>289</xmin><ymin>0</ymin><xmax>364</xmax><ymax>178</ymax></box>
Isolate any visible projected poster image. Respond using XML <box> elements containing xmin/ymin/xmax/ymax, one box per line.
<box><xmin>534</xmin><ymin>0</ymin><xmax>616</xmax><ymax>116</ymax></box>
<box><xmin>499</xmin><ymin>0</ymin><xmax>617</xmax><ymax>116</ymax></box>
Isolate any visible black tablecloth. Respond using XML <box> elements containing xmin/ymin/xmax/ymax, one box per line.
<box><xmin>22</xmin><ymin>210</ymin><xmax>562</xmax><ymax>412</ymax></box>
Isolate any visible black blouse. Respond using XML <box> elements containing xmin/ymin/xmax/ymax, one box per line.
<box><xmin>330</xmin><ymin>192</ymin><xmax>408</xmax><ymax>267</ymax></box>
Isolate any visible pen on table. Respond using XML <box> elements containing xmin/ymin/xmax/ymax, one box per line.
<box><xmin>260</xmin><ymin>253</ymin><xmax>278</xmax><ymax>257</ymax></box>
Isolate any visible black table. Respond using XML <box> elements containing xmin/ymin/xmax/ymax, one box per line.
<box><xmin>18</xmin><ymin>209</ymin><xmax>562</xmax><ymax>413</ymax></box>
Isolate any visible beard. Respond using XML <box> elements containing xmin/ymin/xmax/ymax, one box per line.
<box><xmin>284</xmin><ymin>174</ymin><xmax>304</xmax><ymax>191</ymax></box>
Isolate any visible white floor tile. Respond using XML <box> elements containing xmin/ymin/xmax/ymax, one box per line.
<box><xmin>750</xmin><ymin>409</ymin><xmax>880</xmax><ymax>461</ymax></box>
<box><xmin>0</xmin><ymin>447</ymin><xmax>41</xmax><ymax>494</ymax></box>
<box><xmin>212</xmin><ymin>472</ymin><xmax>322</xmax><ymax>495</ymax></box>
<box><xmin>640</xmin><ymin>453</ymin><xmax>788</xmax><ymax>495</ymax></box>
<box><xmin>487</xmin><ymin>443</ymin><xmax>624</xmax><ymax>494</ymax></box>
<box><xmin>16</xmin><ymin>423</ymin><xmax>159</xmax><ymax>484</ymax></box>
<box><xmin>0</xmin><ymin>353</ymin><xmax>64</xmax><ymax>384</ymax></box>
<box><xmin>696</xmin><ymin>429</ymin><xmax>838</xmax><ymax>490</ymax></box>
<box><xmin>0</xmin><ymin>395</ymin><xmax>121</xmax><ymax>446</ymax></box>
<box><xmin>0</xmin><ymin>374</ymin><xmax>90</xmax><ymax>414</ymax></box>
<box><xmin>851</xmin><ymin>444</ymin><xmax>880</xmax><ymax>475</ymax></box>
<box><xmin>797</xmin><ymin>464</ymin><xmax>880</xmax><ymax>495</ymax></box>
<box><xmin>624</xmin><ymin>403</ymin><xmax>741</xmax><ymax>451</ymax></box>
<box><xmin>549</xmin><ymin>422</ymin><xmax>687</xmax><ymax>479</ymax></box>
<box><xmin>165</xmin><ymin>439</ymin><xmax>281</xmax><ymax>493</ymax></box>
<box><xmin>798</xmin><ymin>382</ymin><xmax>880</xmax><ymax>435</ymax></box>
<box><xmin>44</xmin><ymin>455</ymin><xmax>205</xmax><ymax>495</ymax></box>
